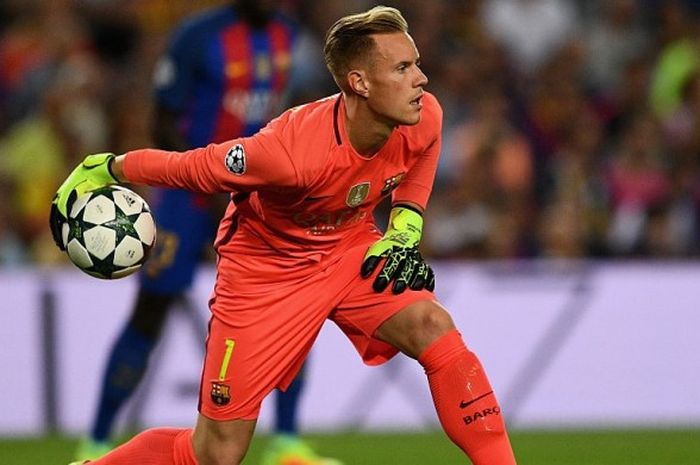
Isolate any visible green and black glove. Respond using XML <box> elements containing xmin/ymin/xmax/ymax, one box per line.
<box><xmin>361</xmin><ymin>205</ymin><xmax>435</xmax><ymax>294</ymax></box>
<box><xmin>49</xmin><ymin>152</ymin><xmax>118</xmax><ymax>250</ymax></box>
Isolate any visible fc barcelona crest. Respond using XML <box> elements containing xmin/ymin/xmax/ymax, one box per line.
<box><xmin>381</xmin><ymin>172</ymin><xmax>406</xmax><ymax>196</ymax></box>
<box><xmin>346</xmin><ymin>182</ymin><xmax>370</xmax><ymax>207</ymax></box>
<box><xmin>211</xmin><ymin>382</ymin><xmax>231</xmax><ymax>406</ymax></box>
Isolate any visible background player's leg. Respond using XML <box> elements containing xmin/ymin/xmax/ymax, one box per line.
<box><xmin>375</xmin><ymin>300</ymin><xmax>517</xmax><ymax>465</ymax></box>
<box><xmin>75</xmin><ymin>290</ymin><xmax>174</xmax><ymax>460</ymax></box>
<box><xmin>274</xmin><ymin>363</ymin><xmax>305</xmax><ymax>435</ymax></box>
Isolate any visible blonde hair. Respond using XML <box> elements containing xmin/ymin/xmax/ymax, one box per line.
<box><xmin>324</xmin><ymin>5</ymin><xmax>408</xmax><ymax>91</ymax></box>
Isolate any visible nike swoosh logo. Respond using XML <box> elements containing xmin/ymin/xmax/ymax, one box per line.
<box><xmin>459</xmin><ymin>390</ymin><xmax>494</xmax><ymax>409</ymax></box>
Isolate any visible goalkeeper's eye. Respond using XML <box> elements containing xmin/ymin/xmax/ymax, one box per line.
<box><xmin>396</xmin><ymin>61</ymin><xmax>412</xmax><ymax>73</ymax></box>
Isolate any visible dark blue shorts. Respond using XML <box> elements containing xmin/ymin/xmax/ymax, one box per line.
<box><xmin>139</xmin><ymin>188</ymin><xmax>218</xmax><ymax>294</ymax></box>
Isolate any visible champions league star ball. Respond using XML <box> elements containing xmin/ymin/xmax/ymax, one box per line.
<box><xmin>61</xmin><ymin>185</ymin><xmax>156</xmax><ymax>279</ymax></box>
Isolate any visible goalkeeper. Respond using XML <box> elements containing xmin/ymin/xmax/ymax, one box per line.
<box><xmin>53</xmin><ymin>6</ymin><xmax>516</xmax><ymax>465</ymax></box>
<box><xmin>66</xmin><ymin>3</ymin><xmax>338</xmax><ymax>465</ymax></box>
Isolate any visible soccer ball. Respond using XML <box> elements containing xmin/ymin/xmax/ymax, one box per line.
<box><xmin>61</xmin><ymin>185</ymin><xmax>156</xmax><ymax>279</ymax></box>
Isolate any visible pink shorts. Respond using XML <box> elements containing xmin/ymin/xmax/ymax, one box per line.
<box><xmin>198</xmin><ymin>241</ymin><xmax>435</xmax><ymax>420</ymax></box>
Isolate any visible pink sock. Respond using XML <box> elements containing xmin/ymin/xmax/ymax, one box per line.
<box><xmin>91</xmin><ymin>428</ymin><xmax>196</xmax><ymax>465</ymax></box>
<box><xmin>419</xmin><ymin>330</ymin><xmax>517</xmax><ymax>465</ymax></box>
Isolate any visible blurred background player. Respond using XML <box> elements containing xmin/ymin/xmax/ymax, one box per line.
<box><xmin>75</xmin><ymin>2</ymin><xmax>339</xmax><ymax>464</ymax></box>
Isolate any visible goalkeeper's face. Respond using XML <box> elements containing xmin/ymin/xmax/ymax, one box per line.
<box><xmin>363</xmin><ymin>32</ymin><xmax>428</xmax><ymax>127</ymax></box>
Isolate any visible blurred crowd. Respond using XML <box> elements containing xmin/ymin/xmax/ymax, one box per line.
<box><xmin>1</xmin><ymin>0</ymin><xmax>700</xmax><ymax>267</ymax></box>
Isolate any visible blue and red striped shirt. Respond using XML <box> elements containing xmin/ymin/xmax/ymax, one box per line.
<box><xmin>153</xmin><ymin>5</ymin><xmax>296</xmax><ymax>147</ymax></box>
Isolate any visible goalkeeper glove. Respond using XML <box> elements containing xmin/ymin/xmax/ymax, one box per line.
<box><xmin>361</xmin><ymin>205</ymin><xmax>435</xmax><ymax>294</ymax></box>
<box><xmin>49</xmin><ymin>152</ymin><xmax>118</xmax><ymax>250</ymax></box>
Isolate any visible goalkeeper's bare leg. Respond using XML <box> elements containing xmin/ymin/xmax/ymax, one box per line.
<box><xmin>375</xmin><ymin>299</ymin><xmax>517</xmax><ymax>465</ymax></box>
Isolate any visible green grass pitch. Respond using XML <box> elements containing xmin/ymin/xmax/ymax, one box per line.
<box><xmin>1</xmin><ymin>429</ymin><xmax>698</xmax><ymax>464</ymax></box>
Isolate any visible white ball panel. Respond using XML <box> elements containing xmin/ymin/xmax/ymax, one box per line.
<box><xmin>113</xmin><ymin>236</ymin><xmax>145</xmax><ymax>267</ymax></box>
<box><xmin>113</xmin><ymin>187</ymin><xmax>146</xmax><ymax>216</ymax></box>
<box><xmin>133</xmin><ymin>212</ymin><xmax>156</xmax><ymax>246</ymax></box>
<box><xmin>83</xmin><ymin>226</ymin><xmax>116</xmax><ymax>260</ymax></box>
<box><xmin>66</xmin><ymin>239</ymin><xmax>93</xmax><ymax>269</ymax></box>
<box><xmin>61</xmin><ymin>223</ymin><xmax>70</xmax><ymax>248</ymax></box>
<box><xmin>83</xmin><ymin>196</ymin><xmax>116</xmax><ymax>224</ymax></box>
<box><xmin>69</xmin><ymin>192</ymin><xmax>93</xmax><ymax>219</ymax></box>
